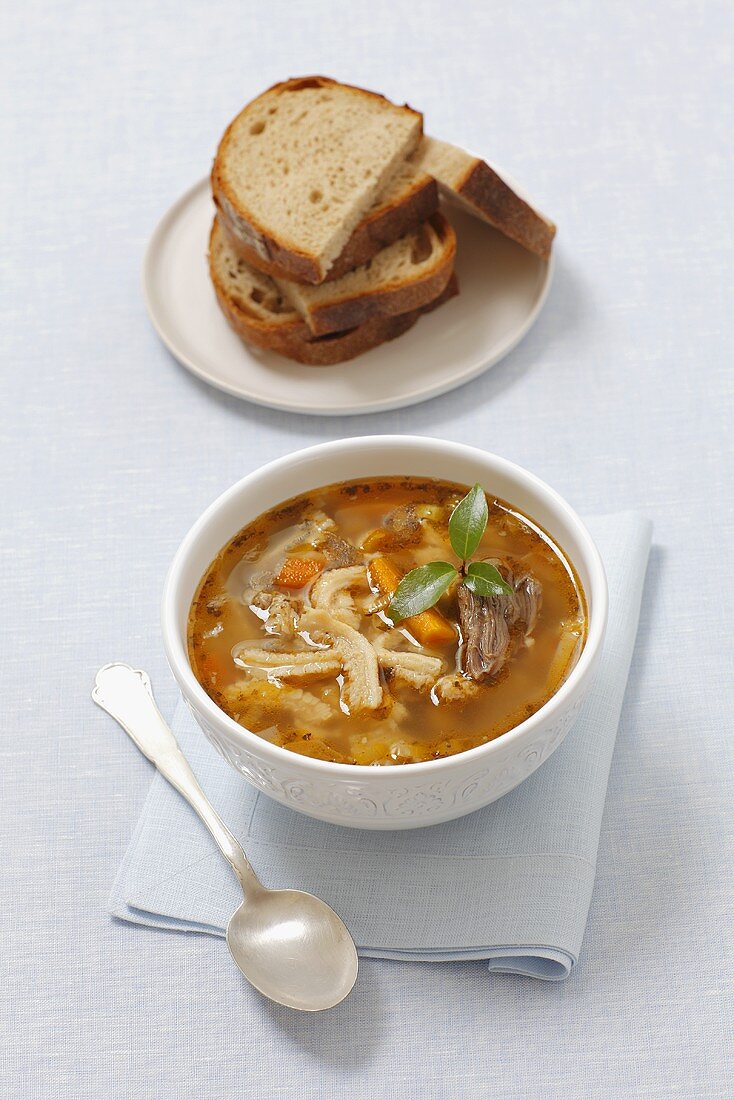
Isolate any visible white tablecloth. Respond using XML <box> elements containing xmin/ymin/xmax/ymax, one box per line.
<box><xmin>2</xmin><ymin>2</ymin><xmax>733</xmax><ymax>1097</ymax></box>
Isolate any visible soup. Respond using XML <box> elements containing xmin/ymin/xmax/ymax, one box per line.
<box><xmin>188</xmin><ymin>477</ymin><xmax>587</xmax><ymax>765</ymax></box>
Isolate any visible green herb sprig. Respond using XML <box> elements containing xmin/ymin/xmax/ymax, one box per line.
<box><xmin>388</xmin><ymin>484</ymin><xmax>512</xmax><ymax>624</ymax></box>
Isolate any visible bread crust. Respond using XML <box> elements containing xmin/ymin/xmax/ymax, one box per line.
<box><xmin>216</xmin><ymin>173</ymin><xmax>438</xmax><ymax>284</ymax></box>
<box><xmin>216</xmin><ymin>291</ymin><xmax>416</xmax><ymax>365</ymax></box>
<box><xmin>209</xmin><ymin>220</ymin><xmax>458</xmax><ymax>365</ymax></box>
<box><xmin>287</xmin><ymin>211</ymin><xmax>457</xmax><ymax>336</ymax></box>
<box><xmin>455</xmin><ymin>159</ymin><xmax>556</xmax><ymax>260</ymax></box>
<box><xmin>212</xmin><ymin>76</ymin><xmax>423</xmax><ymax>285</ymax></box>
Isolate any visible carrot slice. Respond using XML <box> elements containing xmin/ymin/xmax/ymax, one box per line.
<box><xmin>275</xmin><ymin>556</ymin><xmax>325</xmax><ymax>590</ymax></box>
<box><xmin>368</xmin><ymin>556</ymin><xmax>457</xmax><ymax>648</ymax></box>
<box><xmin>360</xmin><ymin>528</ymin><xmax>387</xmax><ymax>552</ymax></box>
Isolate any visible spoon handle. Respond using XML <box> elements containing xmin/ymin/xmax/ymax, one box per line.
<box><xmin>93</xmin><ymin>662</ymin><xmax>261</xmax><ymax>898</ymax></box>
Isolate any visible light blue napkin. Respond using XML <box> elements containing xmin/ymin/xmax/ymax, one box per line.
<box><xmin>110</xmin><ymin>512</ymin><xmax>651</xmax><ymax>980</ymax></box>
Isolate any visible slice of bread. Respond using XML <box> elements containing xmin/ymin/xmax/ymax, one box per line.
<box><xmin>209</xmin><ymin>219</ymin><xmax>458</xmax><ymax>366</ymax></box>
<box><xmin>218</xmin><ymin>161</ymin><xmax>439</xmax><ymax>284</ymax></box>
<box><xmin>414</xmin><ymin>137</ymin><xmax>556</xmax><ymax>260</ymax></box>
<box><xmin>273</xmin><ymin>212</ymin><xmax>457</xmax><ymax>336</ymax></box>
<box><xmin>211</xmin><ymin>77</ymin><xmax>423</xmax><ymax>285</ymax></box>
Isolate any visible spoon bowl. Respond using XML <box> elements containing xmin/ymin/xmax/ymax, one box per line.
<box><xmin>92</xmin><ymin>662</ymin><xmax>359</xmax><ymax>1011</ymax></box>
<box><xmin>226</xmin><ymin>889</ymin><xmax>359</xmax><ymax>1011</ymax></box>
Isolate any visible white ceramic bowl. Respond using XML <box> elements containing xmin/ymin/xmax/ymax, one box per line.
<box><xmin>162</xmin><ymin>437</ymin><xmax>607</xmax><ymax>830</ymax></box>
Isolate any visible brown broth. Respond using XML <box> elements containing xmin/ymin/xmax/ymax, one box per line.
<box><xmin>187</xmin><ymin>477</ymin><xmax>587</xmax><ymax>765</ymax></box>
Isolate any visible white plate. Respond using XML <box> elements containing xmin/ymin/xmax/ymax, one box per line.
<box><xmin>143</xmin><ymin>177</ymin><xmax>553</xmax><ymax>415</ymax></box>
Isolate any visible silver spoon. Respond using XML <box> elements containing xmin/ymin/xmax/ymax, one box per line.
<box><xmin>93</xmin><ymin>662</ymin><xmax>358</xmax><ymax>1011</ymax></box>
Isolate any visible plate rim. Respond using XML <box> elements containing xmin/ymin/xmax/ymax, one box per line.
<box><xmin>143</xmin><ymin>175</ymin><xmax>554</xmax><ymax>416</ymax></box>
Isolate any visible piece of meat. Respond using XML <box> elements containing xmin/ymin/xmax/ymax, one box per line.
<box><xmin>231</xmin><ymin>642</ymin><xmax>341</xmax><ymax>682</ymax></box>
<box><xmin>309</xmin><ymin>565</ymin><xmax>369</xmax><ymax>629</ymax></box>
<box><xmin>383</xmin><ymin>503</ymin><xmax>422</xmax><ymax>547</ymax></box>
<box><xmin>300</xmin><ymin>607</ymin><xmax>383</xmax><ymax>713</ymax></box>
<box><xmin>250</xmin><ymin>591</ymin><xmax>301</xmax><ymax>636</ymax></box>
<box><xmin>458</xmin><ymin>564</ymin><xmax>542</xmax><ymax>683</ymax></box>
<box><xmin>305</xmin><ymin>511</ymin><xmax>363</xmax><ymax>566</ymax></box>
<box><xmin>432</xmin><ymin>672</ymin><xmax>480</xmax><ymax>703</ymax></box>
<box><xmin>511</xmin><ymin>571</ymin><xmax>543</xmax><ymax>635</ymax></box>
<box><xmin>318</xmin><ymin>531</ymin><xmax>363</xmax><ymax>568</ymax></box>
<box><xmin>373</xmin><ymin>632</ymin><xmax>443</xmax><ymax>690</ymax></box>
<box><xmin>361</xmin><ymin>503</ymin><xmax>423</xmax><ymax>552</ymax></box>
<box><xmin>458</xmin><ymin>584</ymin><xmax>511</xmax><ymax>682</ymax></box>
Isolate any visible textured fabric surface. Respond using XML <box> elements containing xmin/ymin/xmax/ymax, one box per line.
<box><xmin>3</xmin><ymin>1</ymin><xmax>734</xmax><ymax>1097</ymax></box>
<box><xmin>110</xmin><ymin>514</ymin><xmax>651</xmax><ymax>980</ymax></box>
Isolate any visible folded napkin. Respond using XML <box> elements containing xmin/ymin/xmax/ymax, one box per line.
<box><xmin>110</xmin><ymin>512</ymin><xmax>651</xmax><ymax>980</ymax></box>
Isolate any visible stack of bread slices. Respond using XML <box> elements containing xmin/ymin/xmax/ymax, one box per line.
<box><xmin>210</xmin><ymin>76</ymin><xmax>555</xmax><ymax>365</ymax></box>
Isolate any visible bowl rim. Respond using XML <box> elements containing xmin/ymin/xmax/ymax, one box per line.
<box><xmin>162</xmin><ymin>436</ymin><xmax>608</xmax><ymax>777</ymax></box>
